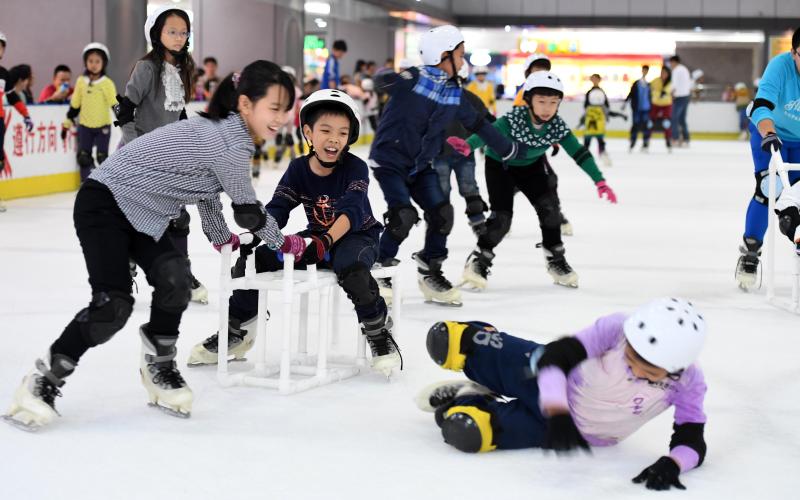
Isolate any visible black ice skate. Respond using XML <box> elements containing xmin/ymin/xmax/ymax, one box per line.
<box><xmin>544</xmin><ymin>245</ymin><xmax>579</xmax><ymax>288</ymax></box>
<box><xmin>736</xmin><ymin>237</ymin><xmax>762</xmax><ymax>291</ymax></box>
<box><xmin>413</xmin><ymin>252</ymin><xmax>463</xmax><ymax>307</ymax></box>
<box><xmin>414</xmin><ymin>380</ymin><xmax>494</xmax><ymax>413</ymax></box>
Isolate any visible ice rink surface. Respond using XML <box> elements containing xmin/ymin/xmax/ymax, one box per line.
<box><xmin>1</xmin><ymin>138</ymin><xmax>798</xmax><ymax>499</ymax></box>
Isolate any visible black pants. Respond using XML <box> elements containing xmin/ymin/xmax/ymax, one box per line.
<box><xmin>478</xmin><ymin>156</ymin><xmax>563</xmax><ymax>252</ymax></box>
<box><xmin>50</xmin><ymin>180</ymin><xmax>187</xmax><ymax>362</ymax></box>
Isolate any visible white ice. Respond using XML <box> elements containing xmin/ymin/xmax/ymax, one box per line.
<box><xmin>1</xmin><ymin>139</ymin><xmax>798</xmax><ymax>499</ymax></box>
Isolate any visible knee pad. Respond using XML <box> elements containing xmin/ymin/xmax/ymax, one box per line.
<box><xmin>441</xmin><ymin>405</ymin><xmax>497</xmax><ymax>453</ymax></box>
<box><xmin>76</xmin><ymin>149</ymin><xmax>94</xmax><ymax>168</ymax></box>
<box><xmin>74</xmin><ymin>291</ymin><xmax>134</xmax><ymax>347</ymax></box>
<box><xmin>148</xmin><ymin>252</ymin><xmax>192</xmax><ymax>313</ymax></box>
<box><xmin>464</xmin><ymin>195</ymin><xmax>488</xmax><ymax>217</ymax></box>
<box><xmin>777</xmin><ymin>206</ymin><xmax>800</xmax><ymax>242</ymax></box>
<box><xmin>383</xmin><ymin>205</ymin><xmax>419</xmax><ymax>241</ymax></box>
<box><xmin>338</xmin><ymin>262</ymin><xmax>379</xmax><ymax>307</ymax></box>
<box><xmin>662</xmin><ymin>118</ymin><xmax>672</xmax><ymax>130</ymax></box>
<box><xmin>533</xmin><ymin>193</ymin><xmax>562</xmax><ymax>228</ymax></box>
<box><xmin>483</xmin><ymin>211</ymin><xmax>513</xmax><ymax>248</ymax></box>
<box><xmin>425</xmin><ymin>202</ymin><xmax>454</xmax><ymax>236</ymax></box>
<box><xmin>96</xmin><ymin>151</ymin><xmax>108</xmax><ymax>165</ymax></box>
<box><xmin>168</xmin><ymin>208</ymin><xmax>191</xmax><ymax>237</ymax></box>
<box><xmin>753</xmin><ymin>170</ymin><xmax>785</xmax><ymax>205</ymax></box>
<box><xmin>426</xmin><ymin>321</ymin><xmax>479</xmax><ymax>371</ymax></box>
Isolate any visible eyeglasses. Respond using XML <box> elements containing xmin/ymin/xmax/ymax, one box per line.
<box><xmin>165</xmin><ymin>29</ymin><xmax>190</xmax><ymax>39</ymax></box>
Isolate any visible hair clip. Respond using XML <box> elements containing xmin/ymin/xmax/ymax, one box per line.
<box><xmin>232</xmin><ymin>72</ymin><xmax>241</xmax><ymax>89</ymax></box>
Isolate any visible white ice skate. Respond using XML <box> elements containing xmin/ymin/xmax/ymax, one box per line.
<box><xmin>140</xmin><ymin>325</ymin><xmax>193</xmax><ymax>418</ymax></box>
<box><xmin>0</xmin><ymin>199</ymin><xmax>6</xmax><ymax>213</ymax></box>
<box><xmin>374</xmin><ymin>259</ymin><xmax>399</xmax><ymax>307</ymax></box>
<box><xmin>361</xmin><ymin>314</ymin><xmax>402</xmax><ymax>378</ymax></box>
<box><xmin>461</xmin><ymin>248</ymin><xmax>493</xmax><ymax>291</ymax></box>
<box><xmin>186</xmin><ymin>316</ymin><xmax>258</xmax><ymax>366</ymax></box>
<box><xmin>736</xmin><ymin>238</ymin><xmax>762</xmax><ymax>291</ymax></box>
<box><xmin>190</xmin><ymin>275</ymin><xmax>208</xmax><ymax>305</ymax></box>
<box><xmin>544</xmin><ymin>246</ymin><xmax>579</xmax><ymax>288</ymax></box>
<box><xmin>561</xmin><ymin>220</ymin><xmax>574</xmax><ymax>237</ymax></box>
<box><xmin>414</xmin><ymin>253</ymin><xmax>463</xmax><ymax>307</ymax></box>
<box><xmin>414</xmin><ymin>380</ymin><xmax>493</xmax><ymax>412</ymax></box>
<box><xmin>4</xmin><ymin>353</ymin><xmax>75</xmax><ymax>431</ymax></box>
<box><xmin>600</xmin><ymin>151</ymin><xmax>612</xmax><ymax>167</ymax></box>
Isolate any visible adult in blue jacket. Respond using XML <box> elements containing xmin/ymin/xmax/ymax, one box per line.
<box><xmin>737</xmin><ymin>27</ymin><xmax>800</xmax><ymax>289</ymax></box>
<box><xmin>369</xmin><ymin>25</ymin><xmax>524</xmax><ymax>307</ymax></box>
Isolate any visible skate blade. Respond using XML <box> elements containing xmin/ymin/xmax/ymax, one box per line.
<box><xmin>186</xmin><ymin>356</ymin><xmax>247</xmax><ymax>368</ymax></box>
<box><xmin>2</xmin><ymin>414</ymin><xmax>44</xmax><ymax>432</ymax></box>
<box><xmin>457</xmin><ymin>279</ymin><xmax>487</xmax><ymax>292</ymax></box>
<box><xmin>424</xmin><ymin>299</ymin><xmax>463</xmax><ymax>307</ymax></box>
<box><xmin>191</xmin><ymin>298</ymin><xmax>209</xmax><ymax>305</ymax></box>
<box><xmin>554</xmin><ymin>281</ymin><xmax>579</xmax><ymax>288</ymax></box>
<box><xmin>148</xmin><ymin>402</ymin><xmax>191</xmax><ymax>419</ymax></box>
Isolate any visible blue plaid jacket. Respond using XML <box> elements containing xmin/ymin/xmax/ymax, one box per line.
<box><xmin>370</xmin><ymin>66</ymin><xmax>512</xmax><ymax>175</ymax></box>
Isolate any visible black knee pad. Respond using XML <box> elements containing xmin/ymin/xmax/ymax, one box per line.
<box><xmin>425</xmin><ymin>202</ymin><xmax>454</xmax><ymax>236</ymax></box>
<box><xmin>75</xmin><ymin>291</ymin><xmax>134</xmax><ymax>347</ymax></box>
<box><xmin>148</xmin><ymin>252</ymin><xmax>192</xmax><ymax>313</ymax></box>
<box><xmin>464</xmin><ymin>195</ymin><xmax>488</xmax><ymax>217</ymax></box>
<box><xmin>777</xmin><ymin>206</ymin><xmax>800</xmax><ymax>242</ymax></box>
<box><xmin>533</xmin><ymin>192</ymin><xmax>562</xmax><ymax>228</ymax></box>
<box><xmin>753</xmin><ymin>170</ymin><xmax>787</xmax><ymax>205</ymax></box>
<box><xmin>76</xmin><ymin>149</ymin><xmax>94</xmax><ymax>168</ymax></box>
<box><xmin>441</xmin><ymin>404</ymin><xmax>497</xmax><ymax>453</ymax></box>
<box><xmin>167</xmin><ymin>208</ymin><xmax>191</xmax><ymax>237</ymax></box>
<box><xmin>96</xmin><ymin>151</ymin><xmax>108</xmax><ymax>165</ymax></box>
<box><xmin>383</xmin><ymin>205</ymin><xmax>419</xmax><ymax>241</ymax></box>
<box><xmin>337</xmin><ymin>262</ymin><xmax>379</xmax><ymax>307</ymax></box>
<box><xmin>482</xmin><ymin>211</ymin><xmax>512</xmax><ymax>248</ymax></box>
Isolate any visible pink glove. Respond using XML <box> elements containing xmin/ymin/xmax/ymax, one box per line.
<box><xmin>279</xmin><ymin>234</ymin><xmax>307</xmax><ymax>262</ymax></box>
<box><xmin>213</xmin><ymin>233</ymin><xmax>240</xmax><ymax>252</ymax></box>
<box><xmin>446</xmin><ymin>136</ymin><xmax>472</xmax><ymax>157</ymax></box>
<box><xmin>596</xmin><ymin>181</ymin><xmax>617</xmax><ymax>204</ymax></box>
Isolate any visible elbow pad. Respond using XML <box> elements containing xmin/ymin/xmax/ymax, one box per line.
<box><xmin>113</xmin><ymin>95</ymin><xmax>136</xmax><ymax>127</ymax></box>
<box><xmin>232</xmin><ymin>202</ymin><xmax>267</xmax><ymax>232</ymax></box>
<box><xmin>670</xmin><ymin>422</ymin><xmax>707</xmax><ymax>466</ymax></box>
<box><xmin>66</xmin><ymin>106</ymin><xmax>80</xmax><ymax>122</ymax></box>
<box><xmin>536</xmin><ymin>337</ymin><xmax>588</xmax><ymax>374</ymax></box>
<box><xmin>749</xmin><ymin>98</ymin><xmax>775</xmax><ymax>117</ymax></box>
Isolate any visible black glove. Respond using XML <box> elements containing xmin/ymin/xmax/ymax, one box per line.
<box><xmin>544</xmin><ymin>413</ymin><xmax>590</xmax><ymax>453</ymax></box>
<box><xmin>300</xmin><ymin>233</ymin><xmax>332</xmax><ymax>265</ymax></box>
<box><xmin>761</xmin><ymin>132</ymin><xmax>782</xmax><ymax>153</ymax></box>
<box><xmin>632</xmin><ymin>456</ymin><xmax>685</xmax><ymax>491</ymax></box>
<box><xmin>551</xmin><ymin>143</ymin><xmax>560</xmax><ymax>157</ymax></box>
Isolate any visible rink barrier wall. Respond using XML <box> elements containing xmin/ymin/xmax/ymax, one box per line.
<box><xmin>1</xmin><ymin>100</ymin><xmax>736</xmax><ymax>200</ymax></box>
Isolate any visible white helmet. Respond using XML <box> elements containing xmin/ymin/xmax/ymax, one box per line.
<box><xmin>83</xmin><ymin>42</ymin><xmax>110</xmax><ymax>61</ymax></box>
<box><xmin>524</xmin><ymin>53</ymin><xmax>551</xmax><ymax>72</ymax></box>
<box><xmin>623</xmin><ymin>298</ymin><xmax>707</xmax><ymax>374</ymax></box>
<box><xmin>145</xmin><ymin>5</ymin><xmax>188</xmax><ymax>44</ymax></box>
<box><xmin>457</xmin><ymin>61</ymin><xmax>470</xmax><ymax>80</ymax></box>
<box><xmin>691</xmin><ymin>69</ymin><xmax>704</xmax><ymax>80</ymax></box>
<box><xmin>281</xmin><ymin>65</ymin><xmax>297</xmax><ymax>79</ymax></box>
<box><xmin>473</xmin><ymin>65</ymin><xmax>489</xmax><ymax>75</ymax></box>
<box><xmin>419</xmin><ymin>25</ymin><xmax>464</xmax><ymax>66</ymax></box>
<box><xmin>587</xmin><ymin>88</ymin><xmax>606</xmax><ymax>106</ymax></box>
<box><xmin>300</xmin><ymin>89</ymin><xmax>362</xmax><ymax>145</ymax></box>
<box><xmin>522</xmin><ymin>71</ymin><xmax>564</xmax><ymax>97</ymax></box>
<box><xmin>0</xmin><ymin>31</ymin><xmax>7</xmax><ymax>46</ymax></box>
<box><xmin>398</xmin><ymin>58</ymin><xmax>416</xmax><ymax>70</ymax></box>
<box><xmin>361</xmin><ymin>78</ymin><xmax>375</xmax><ymax>91</ymax></box>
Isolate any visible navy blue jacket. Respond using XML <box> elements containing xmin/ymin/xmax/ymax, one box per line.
<box><xmin>369</xmin><ymin>66</ymin><xmax>514</xmax><ymax>175</ymax></box>
<box><xmin>266</xmin><ymin>152</ymin><xmax>382</xmax><ymax>238</ymax></box>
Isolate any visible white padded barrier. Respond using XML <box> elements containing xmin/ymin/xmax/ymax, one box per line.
<box><xmin>765</xmin><ymin>150</ymin><xmax>800</xmax><ymax>315</ymax></box>
<box><xmin>215</xmin><ymin>240</ymin><xmax>402</xmax><ymax>394</ymax></box>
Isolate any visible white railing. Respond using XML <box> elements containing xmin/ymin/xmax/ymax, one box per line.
<box><xmin>765</xmin><ymin>150</ymin><xmax>800</xmax><ymax>314</ymax></box>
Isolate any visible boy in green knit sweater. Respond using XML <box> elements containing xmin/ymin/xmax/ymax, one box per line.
<box><xmin>446</xmin><ymin>71</ymin><xmax>617</xmax><ymax>289</ymax></box>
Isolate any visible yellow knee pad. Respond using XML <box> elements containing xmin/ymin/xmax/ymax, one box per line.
<box><xmin>443</xmin><ymin>405</ymin><xmax>496</xmax><ymax>453</ymax></box>
<box><xmin>426</xmin><ymin>321</ymin><xmax>470</xmax><ymax>371</ymax></box>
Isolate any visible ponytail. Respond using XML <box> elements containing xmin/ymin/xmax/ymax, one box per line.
<box><xmin>201</xmin><ymin>60</ymin><xmax>296</xmax><ymax>121</ymax></box>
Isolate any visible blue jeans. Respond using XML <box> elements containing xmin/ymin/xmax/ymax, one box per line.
<box><xmin>373</xmin><ymin>166</ymin><xmax>449</xmax><ymax>262</ymax></box>
<box><xmin>744</xmin><ymin>123</ymin><xmax>800</xmax><ymax>242</ymax></box>
<box><xmin>672</xmin><ymin>96</ymin><xmax>690</xmax><ymax>141</ymax></box>
<box><xmin>433</xmin><ymin>153</ymin><xmax>479</xmax><ymax>199</ymax></box>
<box><xmin>229</xmin><ymin>231</ymin><xmax>385</xmax><ymax>323</ymax></box>
<box><xmin>630</xmin><ymin>109</ymin><xmax>651</xmax><ymax>147</ymax></box>
<box><xmin>453</xmin><ymin>328</ymin><xmax>548</xmax><ymax>450</ymax></box>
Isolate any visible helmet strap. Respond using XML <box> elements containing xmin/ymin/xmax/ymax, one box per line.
<box><xmin>309</xmin><ymin>145</ymin><xmax>348</xmax><ymax>169</ymax></box>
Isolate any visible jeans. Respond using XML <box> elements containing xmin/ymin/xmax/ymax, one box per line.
<box><xmin>630</xmin><ymin>109</ymin><xmax>652</xmax><ymax>147</ymax></box>
<box><xmin>672</xmin><ymin>96</ymin><xmax>690</xmax><ymax>142</ymax></box>
<box><xmin>433</xmin><ymin>153</ymin><xmax>479</xmax><ymax>199</ymax></box>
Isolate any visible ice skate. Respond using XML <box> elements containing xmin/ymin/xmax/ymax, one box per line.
<box><xmin>461</xmin><ymin>248</ymin><xmax>494</xmax><ymax>291</ymax></box>
<box><xmin>414</xmin><ymin>380</ymin><xmax>493</xmax><ymax>413</ymax></box>
<box><xmin>600</xmin><ymin>151</ymin><xmax>612</xmax><ymax>166</ymax></box>
<box><xmin>186</xmin><ymin>316</ymin><xmax>258</xmax><ymax>366</ymax></box>
<box><xmin>413</xmin><ymin>252</ymin><xmax>462</xmax><ymax>307</ymax></box>
<box><xmin>560</xmin><ymin>212</ymin><xmax>574</xmax><ymax>236</ymax></box>
<box><xmin>140</xmin><ymin>325</ymin><xmax>193</xmax><ymax>418</ymax></box>
<box><xmin>4</xmin><ymin>352</ymin><xmax>75</xmax><ymax>431</ymax></box>
<box><xmin>736</xmin><ymin>237</ymin><xmax>762</xmax><ymax>291</ymax></box>
<box><xmin>544</xmin><ymin>245</ymin><xmax>579</xmax><ymax>288</ymax></box>
<box><xmin>0</xmin><ymin>199</ymin><xmax>7</xmax><ymax>212</ymax></box>
<box><xmin>360</xmin><ymin>312</ymin><xmax>402</xmax><ymax>378</ymax></box>
<box><xmin>374</xmin><ymin>258</ymin><xmax>399</xmax><ymax>306</ymax></box>
<box><xmin>190</xmin><ymin>274</ymin><xmax>208</xmax><ymax>305</ymax></box>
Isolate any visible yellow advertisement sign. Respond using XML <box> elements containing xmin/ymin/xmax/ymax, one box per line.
<box><xmin>769</xmin><ymin>35</ymin><xmax>792</xmax><ymax>60</ymax></box>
